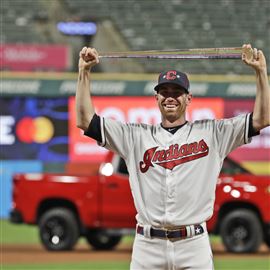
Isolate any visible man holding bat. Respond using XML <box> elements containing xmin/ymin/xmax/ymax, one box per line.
<box><xmin>76</xmin><ymin>44</ymin><xmax>269</xmax><ymax>269</ymax></box>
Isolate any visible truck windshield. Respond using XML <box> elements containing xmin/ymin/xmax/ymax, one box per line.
<box><xmin>221</xmin><ymin>158</ymin><xmax>250</xmax><ymax>175</ymax></box>
<box><xmin>118</xmin><ymin>158</ymin><xmax>129</xmax><ymax>175</ymax></box>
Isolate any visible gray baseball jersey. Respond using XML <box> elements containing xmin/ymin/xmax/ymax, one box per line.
<box><xmin>97</xmin><ymin>113</ymin><xmax>251</xmax><ymax>227</ymax></box>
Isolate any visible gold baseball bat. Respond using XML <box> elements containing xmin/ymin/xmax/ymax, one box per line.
<box><xmin>99</xmin><ymin>47</ymin><xmax>252</xmax><ymax>59</ymax></box>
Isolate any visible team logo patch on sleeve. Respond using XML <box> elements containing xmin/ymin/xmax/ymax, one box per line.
<box><xmin>139</xmin><ymin>139</ymin><xmax>209</xmax><ymax>173</ymax></box>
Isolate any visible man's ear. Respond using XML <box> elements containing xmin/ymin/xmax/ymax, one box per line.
<box><xmin>186</xmin><ymin>93</ymin><xmax>193</xmax><ymax>106</ymax></box>
<box><xmin>155</xmin><ymin>93</ymin><xmax>158</xmax><ymax>101</ymax></box>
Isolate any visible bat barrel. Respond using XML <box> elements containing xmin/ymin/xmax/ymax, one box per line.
<box><xmin>99</xmin><ymin>54</ymin><xmax>242</xmax><ymax>59</ymax></box>
<box><xmin>99</xmin><ymin>47</ymin><xmax>243</xmax><ymax>60</ymax></box>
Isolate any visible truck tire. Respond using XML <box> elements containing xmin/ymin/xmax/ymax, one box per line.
<box><xmin>264</xmin><ymin>227</ymin><xmax>270</xmax><ymax>248</ymax></box>
<box><xmin>86</xmin><ymin>229</ymin><xmax>122</xmax><ymax>250</ymax></box>
<box><xmin>38</xmin><ymin>208</ymin><xmax>79</xmax><ymax>251</ymax></box>
<box><xmin>220</xmin><ymin>209</ymin><xmax>263</xmax><ymax>253</ymax></box>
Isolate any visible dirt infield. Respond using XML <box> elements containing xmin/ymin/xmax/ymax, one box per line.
<box><xmin>2</xmin><ymin>242</ymin><xmax>269</xmax><ymax>265</ymax></box>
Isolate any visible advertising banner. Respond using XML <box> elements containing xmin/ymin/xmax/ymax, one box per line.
<box><xmin>0</xmin><ymin>98</ymin><xmax>68</xmax><ymax>161</ymax></box>
<box><xmin>0</xmin><ymin>161</ymin><xmax>42</xmax><ymax>218</ymax></box>
<box><xmin>69</xmin><ymin>96</ymin><xmax>224</xmax><ymax>162</ymax></box>
<box><xmin>1</xmin><ymin>71</ymin><xmax>260</xmax><ymax>98</ymax></box>
<box><xmin>0</xmin><ymin>44</ymin><xmax>70</xmax><ymax>71</ymax></box>
<box><xmin>1</xmin><ymin>76</ymin><xmax>257</xmax><ymax>98</ymax></box>
<box><xmin>224</xmin><ymin>99</ymin><xmax>270</xmax><ymax>161</ymax></box>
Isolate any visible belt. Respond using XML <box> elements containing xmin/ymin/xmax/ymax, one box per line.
<box><xmin>136</xmin><ymin>224</ymin><xmax>204</xmax><ymax>240</ymax></box>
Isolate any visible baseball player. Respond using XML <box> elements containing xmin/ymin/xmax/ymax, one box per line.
<box><xmin>76</xmin><ymin>44</ymin><xmax>270</xmax><ymax>270</ymax></box>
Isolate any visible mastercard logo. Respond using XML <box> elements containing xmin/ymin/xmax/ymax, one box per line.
<box><xmin>16</xmin><ymin>116</ymin><xmax>54</xmax><ymax>143</ymax></box>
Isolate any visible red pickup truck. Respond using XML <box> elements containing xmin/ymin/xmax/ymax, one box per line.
<box><xmin>10</xmin><ymin>152</ymin><xmax>270</xmax><ymax>253</ymax></box>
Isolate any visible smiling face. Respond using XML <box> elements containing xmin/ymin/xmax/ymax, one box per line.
<box><xmin>155</xmin><ymin>83</ymin><xmax>192</xmax><ymax>127</ymax></box>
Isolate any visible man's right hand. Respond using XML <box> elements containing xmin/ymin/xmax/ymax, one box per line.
<box><xmin>79</xmin><ymin>47</ymin><xmax>99</xmax><ymax>70</ymax></box>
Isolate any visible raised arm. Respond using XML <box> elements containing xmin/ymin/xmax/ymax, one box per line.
<box><xmin>76</xmin><ymin>47</ymin><xmax>99</xmax><ymax>131</ymax></box>
<box><xmin>242</xmin><ymin>44</ymin><xmax>270</xmax><ymax>131</ymax></box>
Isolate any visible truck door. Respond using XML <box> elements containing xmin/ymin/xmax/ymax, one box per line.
<box><xmin>100</xmin><ymin>155</ymin><xmax>136</xmax><ymax>228</ymax></box>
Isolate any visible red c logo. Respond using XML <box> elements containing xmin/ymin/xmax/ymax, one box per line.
<box><xmin>166</xmin><ymin>70</ymin><xmax>177</xmax><ymax>80</ymax></box>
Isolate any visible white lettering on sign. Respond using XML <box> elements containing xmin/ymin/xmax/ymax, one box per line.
<box><xmin>2</xmin><ymin>80</ymin><xmax>40</xmax><ymax>94</ymax></box>
<box><xmin>187</xmin><ymin>108</ymin><xmax>216</xmax><ymax>121</ymax></box>
<box><xmin>128</xmin><ymin>108</ymin><xmax>160</xmax><ymax>124</ymax></box>
<box><xmin>99</xmin><ymin>107</ymin><xmax>126</xmax><ymax>122</ymax></box>
<box><xmin>97</xmin><ymin>107</ymin><xmax>216</xmax><ymax>124</ymax></box>
<box><xmin>75</xmin><ymin>142</ymin><xmax>107</xmax><ymax>155</ymax></box>
<box><xmin>4</xmin><ymin>48</ymin><xmax>46</xmax><ymax>62</ymax></box>
<box><xmin>60</xmin><ymin>81</ymin><xmax>127</xmax><ymax>95</ymax></box>
<box><xmin>97</xmin><ymin>107</ymin><xmax>160</xmax><ymax>125</ymax></box>
<box><xmin>143</xmin><ymin>82</ymin><xmax>156</xmax><ymax>95</ymax></box>
<box><xmin>227</xmin><ymin>84</ymin><xmax>256</xmax><ymax>96</ymax></box>
<box><xmin>92</xmin><ymin>82</ymin><xmax>126</xmax><ymax>95</ymax></box>
<box><xmin>189</xmin><ymin>83</ymin><xmax>208</xmax><ymax>96</ymax></box>
<box><xmin>59</xmin><ymin>81</ymin><xmax>77</xmax><ymax>94</ymax></box>
<box><xmin>0</xmin><ymin>116</ymin><xmax>15</xmax><ymax>145</ymax></box>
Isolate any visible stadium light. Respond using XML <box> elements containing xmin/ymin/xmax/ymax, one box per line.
<box><xmin>57</xmin><ymin>22</ymin><xmax>97</xmax><ymax>36</ymax></box>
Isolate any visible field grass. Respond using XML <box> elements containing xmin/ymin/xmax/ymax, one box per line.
<box><xmin>0</xmin><ymin>220</ymin><xmax>220</xmax><ymax>245</ymax></box>
<box><xmin>215</xmin><ymin>258</ymin><xmax>270</xmax><ymax>270</ymax></box>
<box><xmin>1</xmin><ymin>219</ymin><xmax>39</xmax><ymax>244</ymax></box>
<box><xmin>1</xmin><ymin>219</ymin><xmax>269</xmax><ymax>270</ymax></box>
<box><xmin>2</xmin><ymin>258</ymin><xmax>270</xmax><ymax>270</ymax></box>
<box><xmin>0</xmin><ymin>219</ymin><xmax>134</xmax><ymax>245</ymax></box>
<box><xmin>2</xmin><ymin>261</ymin><xmax>130</xmax><ymax>270</ymax></box>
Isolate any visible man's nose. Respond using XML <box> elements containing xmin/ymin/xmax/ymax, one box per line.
<box><xmin>166</xmin><ymin>95</ymin><xmax>176</xmax><ymax>100</ymax></box>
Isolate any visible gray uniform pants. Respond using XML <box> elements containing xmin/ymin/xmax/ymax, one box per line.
<box><xmin>130</xmin><ymin>226</ymin><xmax>214</xmax><ymax>270</ymax></box>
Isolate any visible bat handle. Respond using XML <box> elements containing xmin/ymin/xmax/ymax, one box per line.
<box><xmin>242</xmin><ymin>47</ymin><xmax>253</xmax><ymax>61</ymax></box>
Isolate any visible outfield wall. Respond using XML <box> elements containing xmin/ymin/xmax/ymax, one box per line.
<box><xmin>1</xmin><ymin>71</ymin><xmax>261</xmax><ymax>98</ymax></box>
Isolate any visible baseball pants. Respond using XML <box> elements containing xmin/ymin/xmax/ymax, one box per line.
<box><xmin>130</xmin><ymin>225</ymin><xmax>214</xmax><ymax>270</ymax></box>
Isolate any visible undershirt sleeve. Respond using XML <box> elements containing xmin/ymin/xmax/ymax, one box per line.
<box><xmin>248</xmin><ymin>112</ymin><xmax>260</xmax><ymax>138</ymax></box>
<box><xmin>84</xmin><ymin>113</ymin><xmax>102</xmax><ymax>143</ymax></box>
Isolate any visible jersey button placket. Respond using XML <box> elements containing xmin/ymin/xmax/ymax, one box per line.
<box><xmin>165</xmin><ymin>139</ymin><xmax>175</xmax><ymax>223</ymax></box>
<box><xmin>167</xmin><ymin>170</ymin><xmax>175</xmax><ymax>199</ymax></box>
<box><xmin>168</xmin><ymin>189</ymin><xmax>174</xmax><ymax>199</ymax></box>
<box><xmin>166</xmin><ymin>173</ymin><xmax>175</xmax><ymax>227</ymax></box>
<box><xmin>164</xmin><ymin>167</ymin><xmax>171</xmax><ymax>223</ymax></box>
<box><xmin>165</xmin><ymin>134</ymin><xmax>174</xmax><ymax>225</ymax></box>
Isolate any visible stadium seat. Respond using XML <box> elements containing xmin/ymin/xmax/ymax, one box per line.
<box><xmin>2</xmin><ymin>0</ymin><xmax>269</xmax><ymax>74</ymax></box>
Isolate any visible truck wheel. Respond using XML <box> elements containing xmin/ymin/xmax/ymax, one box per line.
<box><xmin>220</xmin><ymin>209</ymin><xmax>263</xmax><ymax>253</ymax></box>
<box><xmin>86</xmin><ymin>229</ymin><xmax>122</xmax><ymax>250</ymax></box>
<box><xmin>39</xmin><ymin>208</ymin><xmax>79</xmax><ymax>251</ymax></box>
<box><xmin>264</xmin><ymin>226</ymin><xmax>270</xmax><ymax>248</ymax></box>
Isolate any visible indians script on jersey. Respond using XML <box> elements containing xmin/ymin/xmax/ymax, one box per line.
<box><xmin>139</xmin><ymin>139</ymin><xmax>209</xmax><ymax>172</ymax></box>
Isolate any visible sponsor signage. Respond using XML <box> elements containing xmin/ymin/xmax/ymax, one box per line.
<box><xmin>1</xmin><ymin>72</ymin><xmax>262</xmax><ymax>98</ymax></box>
<box><xmin>68</xmin><ymin>96</ymin><xmax>223</xmax><ymax>162</ymax></box>
<box><xmin>1</xmin><ymin>77</ymin><xmax>258</xmax><ymax>98</ymax></box>
<box><xmin>0</xmin><ymin>44</ymin><xmax>70</xmax><ymax>71</ymax></box>
<box><xmin>1</xmin><ymin>96</ymin><xmax>267</xmax><ymax>163</ymax></box>
<box><xmin>0</xmin><ymin>98</ymin><xmax>68</xmax><ymax>161</ymax></box>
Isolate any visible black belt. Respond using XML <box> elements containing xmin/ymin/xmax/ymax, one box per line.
<box><xmin>136</xmin><ymin>224</ymin><xmax>204</xmax><ymax>240</ymax></box>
